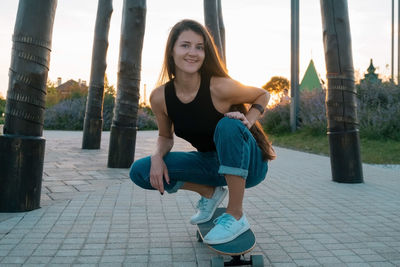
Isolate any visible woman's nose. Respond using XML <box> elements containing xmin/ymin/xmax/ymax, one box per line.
<box><xmin>188</xmin><ymin>46</ymin><xmax>197</xmax><ymax>55</ymax></box>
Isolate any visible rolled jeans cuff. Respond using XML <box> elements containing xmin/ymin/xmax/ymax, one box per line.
<box><xmin>166</xmin><ymin>181</ymin><xmax>184</xmax><ymax>193</ymax></box>
<box><xmin>218</xmin><ymin>165</ymin><xmax>248</xmax><ymax>179</ymax></box>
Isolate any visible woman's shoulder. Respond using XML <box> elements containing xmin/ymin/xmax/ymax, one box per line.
<box><xmin>210</xmin><ymin>76</ymin><xmax>237</xmax><ymax>89</ymax></box>
<box><xmin>210</xmin><ymin>76</ymin><xmax>238</xmax><ymax>95</ymax></box>
<box><xmin>210</xmin><ymin>75</ymin><xmax>230</xmax><ymax>85</ymax></box>
<box><xmin>150</xmin><ymin>84</ymin><xmax>166</xmax><ymax>107</ymax></box>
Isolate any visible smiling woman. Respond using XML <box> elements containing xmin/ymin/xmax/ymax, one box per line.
<box><xmin>129</xmin><ymin>19</ymin><xmax>276</xmax><ymax>245</ymax></box>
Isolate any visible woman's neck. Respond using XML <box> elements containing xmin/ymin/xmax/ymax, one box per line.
<box><xmin>174</xmin><ymin>71</ymin><xmax>201</xmax><ymax>94</ymax></box>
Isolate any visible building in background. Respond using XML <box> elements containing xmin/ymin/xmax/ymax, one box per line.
<box><xmin>361</xmin><ymin>59</ymin><xmax>382</xmax><ymax>84</ymax></box>
<box><xmin>56</xmin><ymin>78</ymin><xmax>88</xmax><ymax>97</ymax></box>
<box><xmin>300</xmin><ymin>59</ymin><xmax>323</xmax><ymax>92</ymax></box>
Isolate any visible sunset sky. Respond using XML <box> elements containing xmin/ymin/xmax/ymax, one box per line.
<box><xmin>0</xmin><ymin>0</ymin><xmax>395</xmax><ymax>102</ymax></box>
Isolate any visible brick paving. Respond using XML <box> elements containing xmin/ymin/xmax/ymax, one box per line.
<box><xmin>0</xmin><ymin>130</ymin><xmax>399</xmax><ymax>266</ymax></box>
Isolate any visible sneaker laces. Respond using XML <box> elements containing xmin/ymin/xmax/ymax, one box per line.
<box><xmin>213</xmin><ymin>213</ymin><xmax>234</xmax><ymax>229</ymax></box>
<box><xmin>196</xmin><ymin>197</ymin><xmax>209</xmax><ymax>211</ymax></box>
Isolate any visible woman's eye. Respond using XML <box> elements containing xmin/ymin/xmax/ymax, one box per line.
<box><xmin>181</xmin><ymin>44</ymin><xmax>189</xmax><ymax>48</ymax></box>
<box><xmin>197</xmin><ymin>46</ymin><xmax>204</xmax><ymax>50</ymax></box>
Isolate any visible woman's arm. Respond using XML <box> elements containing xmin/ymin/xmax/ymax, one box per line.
<box><xmin>211</xmin><ymin>77</ymin><xmax>270</xmax><ymax>128</ymax></box>
<box><xmin>149</xmin><ymin>86</ymin><xmax>174</xmax><ymax>194</ymax></box>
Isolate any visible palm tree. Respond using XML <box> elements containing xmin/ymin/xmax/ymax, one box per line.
<box><xmin>0</xmin><ymin>0</ymin><xmax>57</xmax><ymax>211</ymax></box>
<box><xmin>204</xmin><ymin>0</ymin><xmax>225</xmax><ymax>63</ymax></box>
<box><xmin>82</xmin><ymin>0</ymin><xmax>113</xmax><ymax>149</ymax></box>
<box><xmin>107</xmin><ymin>0</ymin><xmax>146</xmax><ymax>168</ymax></box>
<box><xmin>217</xmin><ymin>0</ymin><xmax>226</xmax><ymax>62</ymax></box>
<box><xmin>320</xmin><ymin>0</ymin><xmax>363</xmax><ymax>183</ymax></box>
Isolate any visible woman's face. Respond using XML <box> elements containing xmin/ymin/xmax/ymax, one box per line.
<box><xmin>172</xmin><ymin>30</ymin><xmax>205</xmax><ymax>75</ymax></box>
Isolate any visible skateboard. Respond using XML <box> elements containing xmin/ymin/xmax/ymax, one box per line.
<box><xmin>196</xmin><ymin>207</ymin><xmax>264</xmax><ymax>267</ymax></box>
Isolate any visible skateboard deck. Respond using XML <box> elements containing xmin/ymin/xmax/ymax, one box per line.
<box><xmin>196</xmin><ymin>207</ymin><xmax>264</xmax><ymax>266</ymax></box>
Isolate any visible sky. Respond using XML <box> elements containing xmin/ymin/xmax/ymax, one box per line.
<box><xmin>0</xmin><ymin>0</ymin><xmax>395</xmax><ymax>102</ymax></box>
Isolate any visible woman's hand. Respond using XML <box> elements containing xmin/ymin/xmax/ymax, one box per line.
<box><xmin>224</xmin><ymin>111</ymin><xmax>251</xmax><ymax>129</ymax></box>
<box><xmin>150</xmin><ymin>154</ymin><xmax>170</xmax><ymax>195</ymax></box>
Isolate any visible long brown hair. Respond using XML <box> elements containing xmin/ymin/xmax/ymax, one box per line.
<box><xmin>158</xmin><ymin>19</ymin><xmax>275</xmax><ymax>161</ymax></box>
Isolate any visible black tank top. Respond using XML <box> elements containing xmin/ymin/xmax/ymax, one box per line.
<box><xmin>165</xmin><ymin>75</ymin><xmax>224</xmax><ymax>152</ymax></box>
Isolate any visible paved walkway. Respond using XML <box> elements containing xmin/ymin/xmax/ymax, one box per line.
<box><xmin>0</xmin><ymin>130</ymin><xmax>399</xmax><ymax>267</ymax></box>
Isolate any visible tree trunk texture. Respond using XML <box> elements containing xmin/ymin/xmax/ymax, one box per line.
<box><xmin>204</xmin><ymin>0</ymin><xmax>224</xmax><ymax>63</ymax></box>
<box><xmin>0</xmin><ymin>0</ymin><xmax>57</xmax><ymax>211</ymax></box>
<box><xmin>320</xmin><ymin>0</ymin><xmax>363</xmax><ymax>183</ymax></box>
<box><xmin>397</xmin><ymin>0</ymin><xmax>400</xmax><ymax>83</ymax></box>
<box><xmin>107</xmin><ymin>0</ymin><xmax>146</xmax><ymax>168</ymax></box>
<box><xmin>391</xmin><ymin>0</ymin><xmax>394</xmax><ymax>82</ymax></box>
<box><xmin>290</xmin><ymin>0</ymin><xmax>300</xmax><ymax>132</ymax></box>
<box><xmin>82</xmin><ymin>0</ymin><xmax>113</xmax><ymax>149</ymax></box>
<box><xmin>217</xmin><ymin>0</ymin><xmax>226</xmax><ymax>63</ymax></box>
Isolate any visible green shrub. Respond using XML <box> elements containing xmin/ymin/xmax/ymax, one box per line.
<box><xmin>357</xmin><ymin>82</ymin><xmax>400</xmax><ymax>140</ymax></box>
<box><xmin>261</xmin><ymin>82</ymin><xmax>400</xmax><ymax>141</ymax></box>
<box><xmin>44</xmin><ymin>96</ymin><xmax>157</xmax><ymax>131</ymax></box>
<box><xmin>44</xmin><ymin>97</ymin><xmax>86</xmax><ymax>130</ymax></box>
<box><xmin>261</xmin><ymin>103</ymin><xmax>290</xmax><ymax>134</ymax></box>
<box><xmin>0</xmin><ymin>98</ymin><xmax>5</xmax><ymax>117</ymax></box>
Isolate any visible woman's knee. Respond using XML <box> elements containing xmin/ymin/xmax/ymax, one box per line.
<box><xmin>129</xmin><ymin>157</ymin><xmax>152</xmax><ymax>189</ymax></box>
<box><xmin>214</xmin><ymin>117</ymin><xmax>246</xmax><ymax>141</ymax></box>
<box><xmin>245</xmin><ymin>164</ymin><xmax>268</xmax><ymax>188</ymax></box>
<box><xmin>216</xmin><ymin>117</ymin><xmax>242</xmax><ymax>131</ymax></box>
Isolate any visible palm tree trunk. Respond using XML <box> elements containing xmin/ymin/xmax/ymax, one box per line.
<box><xmin>217</xmin><ymin>0</ymin><xmax>226</xmax><ymax>63</ymax></box>
<box><xmin>82</xmin><ymin>0</ymin><xmax>113</xmax><ymax>149</ymax></box>
<box><xmin>397</xmin><ymin>0</ymin><xmax>400</xmax><ymax>84</ymax></box>
<box><xmin>0</xmin><ymin>0</ymin><xmax>57</xmax><ymax>211</ymax></box>
<box><xmin>107</xmin><ymin>0</ymin><xmax>146</xmax><ymax>168</ymax></box>
<box><xmin>204</xmin><ymin>0</ymin><xmax>224</xmax><ymax>63</ymax></box>
<box><xmin>320</xmin><ymin>0</ymin><xmax>363</xmax><ymax>183</ymax></box>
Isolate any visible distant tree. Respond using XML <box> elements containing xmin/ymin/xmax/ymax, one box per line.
<box><xmin>262</xmin><ymin>76</ymin><xmax>290</xmax><ymax>94</ymax></box>
<box><xmin>102</xmin><ymin>74</ymin><xmax>116</xmax><ymax>130</ymax></box>
<box><xmin>104</xmin><ymin>73</ymin><xmax>116</xmax><ymax>97</ymax></box>
<box><xmin>45</xmin><ymin>80</ymin><xmax>61</xmax><ymax>108</ymax></box>
<box><xmin>70</xmin><ymin>84</ymin><xmax>88</xmax><ymax>99</ymax></box>
<box><xmin>0</xmin><ymin>97</ymin><xmax>5</xmax><ymax>116</ymax></box>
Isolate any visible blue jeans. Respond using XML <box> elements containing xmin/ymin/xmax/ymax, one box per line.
<box><xmin>130</xmin><ymin>117</ymin><xmax>268</xmax><ymax>193</ymax></box>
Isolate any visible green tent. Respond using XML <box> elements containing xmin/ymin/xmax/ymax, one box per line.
<box><xmin>300</xmin><ymin>59</ymin><xmax>322</xmax><ymax>92</ymax></box>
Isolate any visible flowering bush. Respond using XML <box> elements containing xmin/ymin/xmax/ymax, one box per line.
<box><xmin>260</xmin><ymin>102</ymin><xmax>290</xmax><ymax>134</ymax></box>
<box><xmin>44</xmin><ymin>96</ymin><xmax>157</xmax><ymax>131</ymax></box>
<box><xmin>357</xmin><ymin>82</ymin><xmax>400</xmax><ymax>140</ymax></box>
<box><xmin>298</xmin><ymin>90</ymin><xmax>327</xmax><ymax>135</ymax></box>
<box><xmin>262</xmin><ymin>82</ymin><xmax>400</xmax><ymax>141</ymax></box>
<box><xmin>136</xmin><ymin>108</ymin><xmax>157</xmax><ymax>130</ymax></box>
<box><xmin>102</xmin><ymin>93</ymin><xmax>115</xmax><ymax>130</ymax></box>
<box><xmin>44</xmin><ymin>97</ymin><xmax>86</xmax><ymax>130</ymax></box>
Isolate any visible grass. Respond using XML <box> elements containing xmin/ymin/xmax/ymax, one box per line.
<box><xmin>269</xmin><ymin>130</ymin><xmax>400</xmax><ymax>165</ymax></box>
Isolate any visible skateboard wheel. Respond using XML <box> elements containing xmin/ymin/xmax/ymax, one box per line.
<box><xmin>210</xmin><ymin>256</ymin><xmax>224</xmax><ymax>267</ymax></box>
<box><xmin>196</xmin><ymin>230</ymin><xmax>203</xmax><ymax>242</ymax></box>
<box><xmin>250</xmin><ymin>254</ymin><xmax>264</xmax><ymax>266</ymax></box>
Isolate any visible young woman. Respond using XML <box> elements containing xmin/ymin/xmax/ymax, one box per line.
<box><xmin>130</xmin><ymin>19</ymin><xmax>275</xmax><ymax>245</ymax></box>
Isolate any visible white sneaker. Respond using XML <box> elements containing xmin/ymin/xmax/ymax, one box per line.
<box><xmin>203</xmin><ymin>213</ymin><xmax>250</xmax><ymax>245</ymax></box>
<box><xmin>190</xmin><ymin>186</ymin><xmax>227</xmax><ymax>225</ymax></box>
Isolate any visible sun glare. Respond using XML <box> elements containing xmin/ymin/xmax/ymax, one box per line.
<box><xmin>267</xmin><ymin>92</ymin><xmax>285</xmax><ymax>109</ymax></box>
